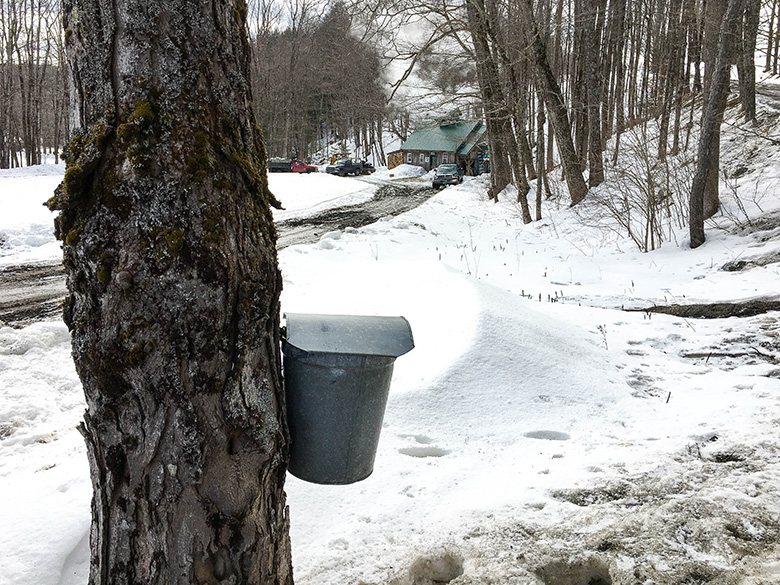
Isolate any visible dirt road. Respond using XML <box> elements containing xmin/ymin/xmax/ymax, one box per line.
<box><xmin>276</xmin><ymin>182</ymin><xmax>435</xmax><ymax>248</ymax></box>
<box><xmin>0</xmin><ymin>180</ymin><xmax>437</xmax><ymax>327</ymax></box>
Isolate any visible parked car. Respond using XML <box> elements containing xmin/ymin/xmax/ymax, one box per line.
<box><xmin>291</xmin><ymin>160</ymin><xmax>318</xmax><ymax>173</ymax></box>
<box><xmin>268</xmin><ymin>158</ymin><xmax>292</xmax><ymax>172</ymax></box>
<box><xmin>432</xmin><ymin>164</ymin><xmax>463</xmax><ymax>188</ymax></box>
<box><xmin>325</xmin><ymin>158</ymin><xmax>375</xmax><ymax>177</ymax></box>
<box><xmin>268</xmin><ymin>158</ymin><xmax>317</xmax><ymax>173</ymax></box>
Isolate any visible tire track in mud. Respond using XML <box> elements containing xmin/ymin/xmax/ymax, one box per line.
<box><xmin>0</xmin><ymin>263</ymin><xmax>67</xmax><ymax>326</ymax></box>
<box><xmin>276</xmin><ymin>183</ymin><xmax>436</xmax><ymax>248</ymax></box>
<box><xmin>0</xmin><ymin>182</ymin><xmax>437</xmax><ymax>327</ymax></box>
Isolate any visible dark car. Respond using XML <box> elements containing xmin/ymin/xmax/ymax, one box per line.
<box><xmin>269</xmin><ymin>158</ymin><xmax>318</xmax><ymax>173</ymax></box>
<box><xmin>268</xmin><ymin>157</ymin><xmax>294</xmax><ymax>172</ymax></box>
<box><xmin>432</xmin><ymin>164</ymin><xmax>463</xmax><ymax>188</ymax></box>
<box><xmin>325</xmin><ymin>158</ymin><xmax>375</xmax><ymax>177</ymax></box>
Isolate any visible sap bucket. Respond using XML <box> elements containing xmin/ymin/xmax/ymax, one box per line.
<box><xmin>281</xmin><ymin>313</ymin><xmax>414</xmax><ymax>484</ymax></box>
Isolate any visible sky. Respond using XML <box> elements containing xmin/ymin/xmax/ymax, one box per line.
<box><xmin>1</xmin><ymin>95</ymin><xmax>780</xmax><ymax>584</ymax></box>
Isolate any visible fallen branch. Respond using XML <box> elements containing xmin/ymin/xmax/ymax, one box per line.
<box><xmin>682</xmin><ymin>350</ymin><xmax>773</xmax><ymax>361</ymax></box>
<box><xmin>628</xmin><ymin>297</ymin><xmax>780</xmax><ymax>319</ymax></box>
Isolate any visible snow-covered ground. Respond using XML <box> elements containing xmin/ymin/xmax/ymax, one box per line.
<box><xmin>270</xmin><ymin>172</ymin><xmax>380</xmax><ymax>222</ymax></box>
<box><xmin>0</xmin><ymin>165</ymin><xmax>65</xmax><ymax>268</ymax></box>
<box><xmin>2</xmin><ymin>99</ymin><xmax>780</xmax><ymax>585</ymax></box>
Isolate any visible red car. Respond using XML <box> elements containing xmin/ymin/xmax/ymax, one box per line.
<box><xmin>268</xmin><ymin>158</ymin><xmax>318</xmax><ymax>173</ymax></box>
<box><xmin>291</xmin><ymin>160</ymin><xmax>317</xmax><ymax>173</ymax></box>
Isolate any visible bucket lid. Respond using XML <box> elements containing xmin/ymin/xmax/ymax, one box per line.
<box><xmin>283</xmin><ymin>313</ymin><xmax>414</xmax><ymax>358</ymax></box>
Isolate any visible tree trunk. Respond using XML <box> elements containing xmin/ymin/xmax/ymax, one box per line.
<box><xmin>774</xmin><ymin>13</ymin><xmax>780</xmax><ymax>75</ymax></box>
<box><xmin>581</xmin><ymin>0</ymin><xmax>605</xmax><ymax>187</ymax></box>
<box><xmin>657</xmin><ymin>0</ymin><xmax>684</xmax><ymax>161</ymax></box>
<box><xmin>690</xmin><ymin>0</ymin><xmax>745</xmax><ymax>248</ymax></box>
<box><xmin>702</xmin><ymin>0</ymin><xmax>727</xmax><ymax>101</ymax></box>
<box><xmin>766</xmin><ymin>0</ymin><xmax>777</xmax><ymax>73</ymax></box>
<box><xmin>517</xmin><ymin>0</ymin><xmax>588</xmax><ymax>205</ymax></box>
<box><xmin>488</xmin><ymin>12</ymin><xmax>532</xmax><ymax>220</ymax></box>
<box><xmin>48</xmin><ymin>1</ymin><xmax>293</xmax><ymax>583</ymax></box>
<box><xmin>609</xmin><ymin>0</ymin><xmax>626</xmax><ymax>164</ymax></box>
<box><xmin>467</xmin><ymin>0</ymin><xmax>515</xmax><ymax>201</ymax></box>
<box><xmin>546</xmin><ymin>0</ymin><xmax>564</xmax><ymax>172</ymax></box>
<box><xmin>571</xmin><ymin>0</ymin><xmax>588</xmax><ymax>166</ymax></box>
<box><xmin>536</xmin><ymin>92</ymin><xmax>545</xmax><ymax>221</ymax></box>
<box><xmin>737</xmin><ymin>0</ymin><xmax>759</xmax><ymax>124</ymax></box>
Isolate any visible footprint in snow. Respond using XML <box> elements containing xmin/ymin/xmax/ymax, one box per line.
<box><xmin>524</xmin><ymin>430</ymin><xmax>571</xmax><ymax>441</ymax></box>
<box><xmin>398</xmin><ymin>446</ymin><xmax>450</xmax><ymax>458</ymax></box>
<box><xmin>398</xmin><ymin>433</ymin><xmax>449</xmax><ymax>457</ymax></box>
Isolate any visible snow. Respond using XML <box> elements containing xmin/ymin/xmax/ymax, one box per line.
<box><xmin>270</xmin><ymin>172</ymin><xmax>379</xmax><ymax>222</ymax></box>
<box><xmin>0</xmin><ymin>164</ymin><xmax>65</xmax><ymax>268</ymax></box>
<box><xmin>2</xmin><ymin>98</ymin><xmax>780</xmax><ymax>584</ymax></box>
<box><xmin>371</xmin><ymin>163</ymin><xmax>428</xmax><ymax>180</ymax></box>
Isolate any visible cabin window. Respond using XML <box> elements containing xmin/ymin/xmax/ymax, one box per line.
<box><xmin>419</xmin><ymin>153</ymin><xmax>425</xmax><ymax>163</ymax></box>
<box><xmin>406</xmin><ymin>152</ymin><xmax>412</xmax><ymax>163</ymax></box>
<box><xmin>442</xmin><ymin>153</ymin><xmax>449</xmax><ymax>163</ymax></box>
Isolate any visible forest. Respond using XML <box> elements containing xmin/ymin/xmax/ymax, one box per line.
<box><xmin>0</xmin><ymin>0</ymin><xmax>775</xmax><ymax>245</ymax></box>
<box><xmin>0</xmin><ymin>0</ymin><xmax>390</xmax><ymax>166</ymax></box>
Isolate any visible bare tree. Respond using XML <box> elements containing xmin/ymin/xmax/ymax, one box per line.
<box><xmin>765</xmin><ymin>0</ymin><xmax>777</xmax><ymax>73</ymax></box>
<box><xmin>516</xmin><ymin>0</ymin><xmax>588</xmax><ymax>205</ymax></box>
<box><xmin>0</xmin><ymin>0</ymin><xmax>23</xmax><ymax>167</ymax></box>
<box><xmin>736</xmin><ymin>0</ymin><xmax>759</xmax><ymax>124</ymax></box>
<box><xmin>657</xmin><ymin>0</ymin><xmax>685</xmax><ymax>161</ymax></box>
<box><xmin>578</xmin><ymin>0</ymin><xmax>605</xmax><ymax>187</ymax></box>
<box><xmin>467</xmin><ymin>0</ymin><xmax>517</xmax><ymax>202</ymax></box>
<box><xmin>47</xmin><ymin>0</ymin><xmax>294</xmax><ymax>582</ymax></box>
<box><xmin>690</xmin><ymin>0</ymin><xmax>746</xmax><ymax>248</ymax></box>
<box><xmin>249</xmin><ymin>0</ymin><xmax>386</xmax><ymax>161</ymax></box>
<box><xmin>0</xmin><ymin>0</ymin><xmax>67</xmax><ymax>167</ymax></box>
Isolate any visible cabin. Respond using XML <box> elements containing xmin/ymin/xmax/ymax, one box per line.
<box><xmin>394</xmin><ymin>120</ymin><xmax>487</xmax><ymax>175</ymax></box>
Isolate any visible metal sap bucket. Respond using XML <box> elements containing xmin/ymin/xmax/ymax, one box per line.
<box><xmin>282</xmin><ymin>313</ymin><xmax>414</xmax><ymax>484</ymax></box>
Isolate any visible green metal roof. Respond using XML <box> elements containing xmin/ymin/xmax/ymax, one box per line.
<box><xmin>401</xmin><ymin>120</ymin><xmax>485</xmax><ymax>155</ymax></box>
<box><xmin>457</xmin><ymin>127</ymin><xmax>487</xmax><ymax>155</ymax></box>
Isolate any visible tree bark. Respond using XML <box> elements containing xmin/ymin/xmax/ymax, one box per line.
<box><xmin>702</xmin><ymin>0</ymin><xmax>728</xmax><ymax>101</ymax></box>
<box><xmin>766</xmin><ymin>0</ymin><xmax>777</xmax><ymax>73</ymax></box>
<box><xmin>571</xmin><ymin>0</ymin><xmax>588</xmax><ymax>166</ymax></box>
<box><xmin>546</xmin><ymin>0</ymin><xmax>564</xmax><ymax>172</ymax></box>
<box><xmin>581</xmin><ymin>0</ymin><xmax>604</xmax><ymax>187</ymax></box>
<box><xmin>536</xmin><ymin>92</ymin><xmax>546</xmax><ymax>221</ymax></box>
<box><xmin>467</xmin><ymin>0</ymin><xmax>515</xmax><ymax>201</ymax></box>
<box><xmin>487</xmin><ymin>5</ymin><xmax>532</xmax><ymax>220</ymax></box>
<box><xmin>48</xmin><ymin>1</ymin><xmax>293</xmax><ymax>583</ymax></box>
<box><xmin>658</xmin><ymin>0</ymin><xmax>684</xmax><ymax>161</ymax></box>
<box><xmin>690</xmin><ymin>0</ymin><xmax>745</xmax><ymax>248</ymax></box>
<box><xmin>737</xmin><ymin>0</ymin><xmax>759</xmax><ymax>124</ymax></box>
<box><xmin>608</xmin><ymin>0</ymin><xmax>626</xmax><ymax>164</ymax></box>
<box><xmin>517</xmin><ymin>0</ymin><xmax>588</xmax><ymax>205</ymax></box>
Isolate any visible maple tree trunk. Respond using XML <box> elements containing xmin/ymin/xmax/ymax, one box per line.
<box><xmin>48</xmin><ymin>1</ymin><xmax>293</xmax><ymax>583</ymax></box>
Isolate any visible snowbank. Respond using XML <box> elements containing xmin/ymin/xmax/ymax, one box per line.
<box><xmin>372</xmin><ymin>163</ymin><xmax>428</xmax><ymax>180</ymax></box>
